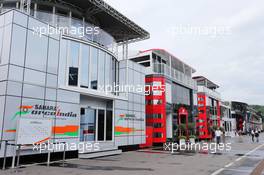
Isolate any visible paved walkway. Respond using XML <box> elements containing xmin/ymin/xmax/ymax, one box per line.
<box><xmin>1</xmin><ymin>134</ymin><xmax>264</xmax><ymax>175</ymax></box>
<box><xmin>213</xmin><ymin>134</ymin><xmax>264</xmax><ymax>175</ymax></box>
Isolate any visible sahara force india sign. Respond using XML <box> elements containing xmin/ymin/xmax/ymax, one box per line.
<box><xmin>5</xmin><ymin>104</ymin><xmax>80</xmax><ymax>139</ymax></box>
<box><xmin>13</xmin><ymin>104</ymin><xmax>78</xmax><ymax>120</ymax></box>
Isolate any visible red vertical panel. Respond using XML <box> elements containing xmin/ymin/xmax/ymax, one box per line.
<box><xmin>197</xmin><ymin>93</ymin><xmax>211</xmax><ymax>139</ymax></box>
<box><xmin>217</xmin><ymin>101</ymin><xmax>221</xmax><ymax>127</ymax></box>
<box><xmin>145</xmin><ymin>75</ymin><xmax>166</xmax><ymax>144</ymax></box>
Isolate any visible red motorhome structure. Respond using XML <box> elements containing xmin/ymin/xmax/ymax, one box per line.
<box><xmin>130</xmin><ymin>49</ymin><xmax>197</xmax><ymax>146</ymax></box>
<box><xmin>145</xmin><ymin>75</ymin><xmax>167</xmax><ymax>143</ymax></box>
<box><xmin>193</xmin><ymin>76</ymin><xmax>221</xmax><ymax>140</ymax></box>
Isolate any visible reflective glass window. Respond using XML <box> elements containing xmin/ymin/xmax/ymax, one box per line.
<box><xmin>98</xmin><ymin>50</ymin><xmax>105</xmax><ymax>91</ymax></box>
<box><xmin>97</xmin><ymin>109</ymin><xmax>105</xmax><ymax>141</ymax></box>
<box><xmin>68</xmin><ymin>41</ymin><xmax>79</xmax><ymax>86</ymax></box>
<box><xmin>104</xmin><ymin>54</ymin><xmax>110</xmax><ymax>89</ymax></box>
<box><xmin>58</xmin><ymin>39</ymin><xmax>67</xmax><ymax>85</ymax></box>
<box><xmin>106</xmin><ymin>110</ymin><xmax>113</xmax><ymax>141</ymax></box>
<box><xmin>69</xmin><ymin>41</ymin><xmax>79</xmax><ymax>67</ymax></box>
<box><xmin>80</xmin><ymin>45</ymin><xmax>90</xmax><ymax>88</ymax></box>
<box><xmin>90</xmin><ymin>47</ymin><xmax>98</xmax><ymax>89</ymax></box>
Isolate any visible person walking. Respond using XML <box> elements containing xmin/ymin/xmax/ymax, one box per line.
<box><xmin>215</xmin><ymin>128</ymin><xmax>222</xmax><ymax>144</ymax></box>
<box><xmin>251</xmin><ymin>129</ymin><xmax>255</xmax><ymax>142</ymax></box>
<box><xmin>238</xmin><ymin>129</ymin><xmax>243</xmax><ymax>143</ymax></box>
<box><xmin>222</xmin><ymin>130</ymin><xmax>226</xmax><ymax>143</ymax></box>
<box><xmin>255</xmin><ymin>129</ymin><xmax>259</xmax><ymax>143</ymax></box>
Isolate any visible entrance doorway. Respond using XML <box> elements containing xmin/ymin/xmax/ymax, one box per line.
<box><xmin>80</xmin><ymin>107</ymin><xmax>113</xmax><ymax>142</ymax></box>
<box><xmin>178</xmin><ymin>107</ymin><xmax>189</xmax><ymax>139</ymax></box>
<box><xmin>80</xmin><ymin>108</ymin><xmax>96</xmax><ymax>142</ymax></box>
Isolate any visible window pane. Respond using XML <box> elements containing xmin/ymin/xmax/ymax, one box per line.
<box><xmin>106</xmin><ymin>110</ymin><xmax>113</xmax><ymax>140</ymax></box>
<box><xmin>26</xmin><ymin>31</ymin><xmax>48</xmax><ymax>71</ymax></box>
<box><xmin>112</xmin><ymin>58</ymin><xmax>116</xmax><ymax>95</ymax></box>
<box><xmin>105</xmin><ymin>54</ymin><xmax>110</xmax><ymax>89</ymax></box>
<box><xmin>69</xmin><ymin>41</ymin><xmax>79</xmax><ymax>67</ymax></box>
<box><xmin>80</xmin><ymin>45</ymin><xmax>90</xmax><ymax>88</ymax></box>
<box><xmin>98</xmin><ymin>50</ymin><xmax>105</xmax><ymax>91</ymax></box>
<box><xmin>97</xmin><ymin>109</ymin><xmax>105</xmax><ymax>141</ymax></box>
<box><xmin>58</xmin><ymin>39</ymin><xmax>67</xmax><ymax>85</ymax></box>
<box><xmin>90</xmin><ymin>47</ymin><xmax>98</xmax><ymax>89</ymax></box>
<box><xmin>68</xmin><ymin>67</ymin><xmax>78</xmax><ymax>86</ymax></box>
<box><xmin>109</xmin><ymin>57</ymin><xmax>113</xmax><ymax>87</ymax></box>
<box><xmin>68</xmin><ymin>41</ymin><xmax>79</xmax><ymax>86</ymax></box>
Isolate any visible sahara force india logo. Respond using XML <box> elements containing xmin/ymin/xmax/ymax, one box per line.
<box><xmin>12</xmin><ymin>105</ymin><xmax>77</xmax><ymax>120</ymax></box>
<box><xmin>114</xmin><ymin>114</ymin><xmax>144</xmax><ymax>136</ymax></box>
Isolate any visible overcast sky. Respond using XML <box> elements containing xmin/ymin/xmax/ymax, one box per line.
<box><xmin>105</xmin><ymin>0</ymin><xmax>264</xmax><ymax>105</ymax></box>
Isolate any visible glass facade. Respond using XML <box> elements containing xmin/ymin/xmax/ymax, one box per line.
<box><xmin>172</xmin><ymin>83</ymin><xmax>191</xmax><ymax>105</ymax></box>
<box><xmin>61</xmin><ymin>39</ymin><xmax>119</xmax><ymax>93</ymax></box>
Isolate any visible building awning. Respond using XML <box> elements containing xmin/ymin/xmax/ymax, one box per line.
<box><xmin>62</xmin><ymin>0</ymin><xmax>150</xmax><ymax>43</ymax></box>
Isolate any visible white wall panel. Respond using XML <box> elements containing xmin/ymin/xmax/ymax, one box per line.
<box><xmin>8</xmin><ymin>65</ymin><xmax>23</xmax><ymax>82</ymax></box>
<box><xmin>7</xmin><ymin>81</ymin><xmax>22</xmax><ymax>96</ymax></box>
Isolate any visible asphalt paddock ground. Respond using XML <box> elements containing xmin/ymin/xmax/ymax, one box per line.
<box><xmin>1</xmin><ymin>135</ymin><xmax>264</xmax><ymax>175</ymax></box>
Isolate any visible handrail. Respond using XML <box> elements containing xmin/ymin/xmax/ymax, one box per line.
<box><xmin>0</xmin><ymin>140</ymin><xmax>15</xmax><ymax>170</ymax></box>
<box><xmin>1</xmin><ymin>140</ymin><xmax>67</xmax><ymax>170</ymax></box>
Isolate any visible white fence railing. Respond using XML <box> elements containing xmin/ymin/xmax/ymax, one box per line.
<box><xmin>197</xmin><ymin>86</ymin><xmax>221</xmax><ymax>99</ymax></box>
<box><xmin>153</xmin><ymin>63</ymin><xmax>197</xmax><ymax>90</ymax></box>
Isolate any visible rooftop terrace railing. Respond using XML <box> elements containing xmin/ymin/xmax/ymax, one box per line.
<box><xmin>35</xmin><ymin>10</ymin><xmax>118</xmax><ymax>54</ymax></box>
<box><xmin>153</xmin><ymin>63</ymin><xmax>197</xmax><ymax>90</ymax></box>
<box><xmin>197</xmin><ymin>86</ymin><xmax>221</xmax><ymax>100</ymax></box>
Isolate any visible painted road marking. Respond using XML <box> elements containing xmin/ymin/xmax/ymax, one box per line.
<box><xmin>224</xmin><ymin>162</ymin><xmax>234</xmax><ymax>168</ymax></box>
<box><xmin>235</xmin><ymin>157</ymin><xmax>243</xmax><ymax>161</ymax></box>
<box><xmin>211</xmin><ymin>168</ymin><xmax>224</xmax><ymax>175</ymax></box>
<box><xmin>225</xmin><ymin>168</ymin><xmax>252</xmax><ymax>173</ymax></box>
<box><xmin>210</xmin><ymin>143</ymin><xmax>264</xmax><ymax>175</ymax></box>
